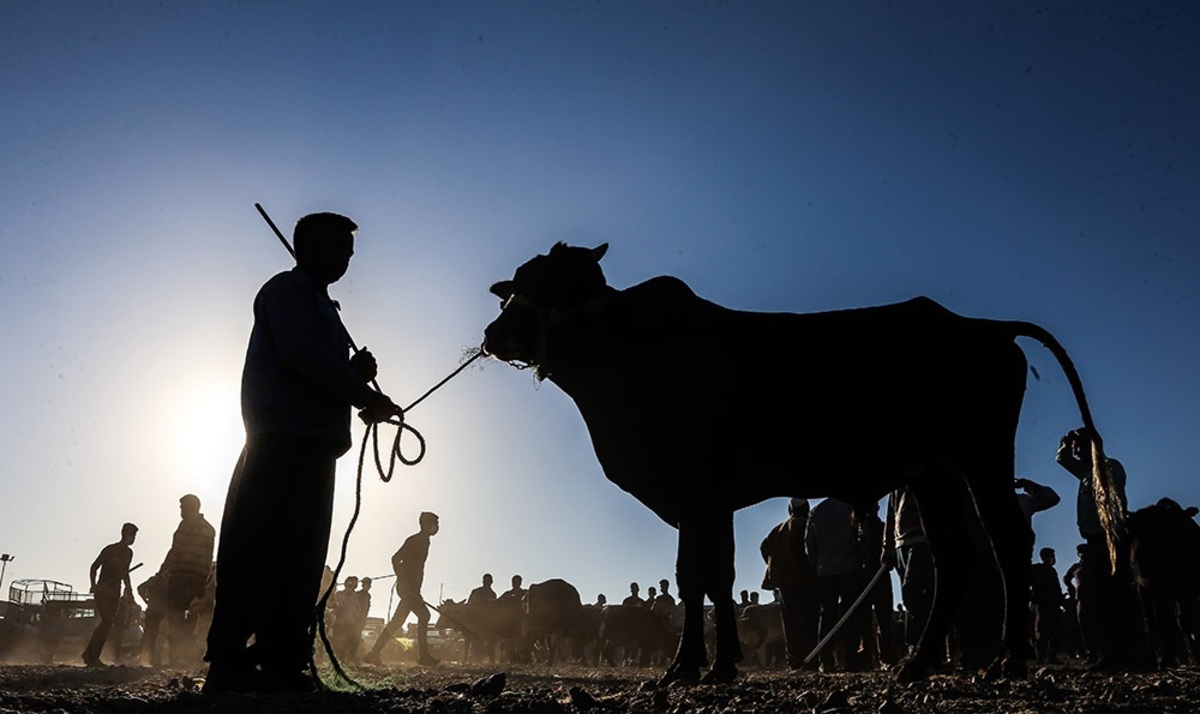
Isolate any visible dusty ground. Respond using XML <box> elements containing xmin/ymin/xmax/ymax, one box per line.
<box><xmin>0</xmin><ymin>661</ymin><xmax>1197</xmax><ymax>713</ymax></box>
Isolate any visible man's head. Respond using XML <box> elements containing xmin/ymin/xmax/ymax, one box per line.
<box><xmin>629</xmin><ymin>582</ymin><xmax>639</xmax><ymax>595</ymax></box>
<box><xmin>1040</xmin><ymin>547</ymin><xmax>1056</xmax><ymax>565</ymax></box>
<box><xmin>647</xmin><ymin>586</ymin><xmax>657</xmax><ymax>599</ymax></box>
<box><xmin>361</xmin><ymin>577</ymin><xmax>372</xmax><ymax>591</ymax></box>
<box><xmin>419</xmin><ymin>511</ymin><xmax>440</xmax><ymax>536</ymax></box>
<box><xmin>482</xmin><ymin>573</ymin><xmax>493</xmax><ymax>587</ymax></box>
<box><xmin>180</xmin><ymin>494</ymin><xmax>201</xmax><ymax>518</ymax></box>
<box><xmin>511</xmin><ymin>574</ymin><xmax>523</xmax><ymax>589</ymax></box>
<box><xmin>788</xmin><ymin>498</ymin><xmax>809</xmax><ymax>521</ymax></box>
<box><xmin>659</xmin><ymin>578</ymin><xmax>670</xmax><ymax>593</ymax></box>
<box><xmin>293</xmin><ymin>212</ymin><xmax>358</xmax><ymax>285</ymax></box>
<box><xmin>345</xmin><ymin>576</ymin><xmax>359</xmax><ymax>590</ymax></box>
<box><xmin>121</xmin><ymin>522</ymin><xmax>139</xmax><ymax>544</ymax></box>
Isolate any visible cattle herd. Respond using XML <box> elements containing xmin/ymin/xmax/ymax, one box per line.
<box><xmin>428</xmin><ymin>580</ymin><xmax>679</xmax><ymax>669</ymax></box>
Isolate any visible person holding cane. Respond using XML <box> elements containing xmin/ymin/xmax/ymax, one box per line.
<box><xmin>204</xmin><ymin>211</ymin><xmax>401</xmax><ymax>694</ymax></box>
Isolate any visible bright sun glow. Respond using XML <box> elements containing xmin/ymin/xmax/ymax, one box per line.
<box><xmin>177</xmin><ymin>386</ymin><xmax>244</xmax><ymax>488</ymax></box>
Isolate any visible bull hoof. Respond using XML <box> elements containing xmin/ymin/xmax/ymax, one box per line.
<box><xmin>658</xmin><ymin>664</ymin><xmax>701</xmax><ymax>687</ymax></box>
<box><xmin>699</xmin><ymin>662</ymin><xmax>738</xmax><ymax>685</ymax></box>
<box><xmin>1000</xmin><ymin>656</ymin><xmax>1028</xmax><ymax>679</ymax></box>
<box><xmin>893</xmin><ymin>656</ymin><xmax>930</xmax><ymax>683</ymax></box>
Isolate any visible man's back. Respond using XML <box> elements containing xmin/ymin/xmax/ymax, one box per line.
<box><xmin>94</xmin><ymin>543</ymin><xmax>133</xmax><ymax>593</ymax></box>
<box><xmin>393</xmin><ymin>532</ymin><xmax>430</xmax><ymax>594</ymax></box>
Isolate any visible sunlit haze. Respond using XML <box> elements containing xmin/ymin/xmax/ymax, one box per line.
<box><xmin>2</xmin><ymin>2</ymin><xmax>1197</xmax><ymax>630</ymax></box>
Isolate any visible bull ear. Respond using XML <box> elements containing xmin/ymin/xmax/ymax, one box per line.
<box><xmin>592</xmin><ymin>243</ymin><xmax>609</xmax><ymax>262</ymax></box>
<box><xmin>1187</xmin><ymin>506</ymin><xmax>1199</xmax><ymax>518</ymax></box>
<box><xmin>491</xmin><ymin>280</ymin><xmax>515</xmax><ymax>300</ymax></box>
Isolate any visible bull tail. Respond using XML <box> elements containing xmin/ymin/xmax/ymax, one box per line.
<box><xmin>1006</xmin><ymin>320</ymin><xmax>1126</xmax><ymax>569</ymax></box>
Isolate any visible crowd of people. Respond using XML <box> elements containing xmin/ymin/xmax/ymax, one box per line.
<box><xmin>81</xmin><ymin>494</ymin><xmax>216</xmax><ymax>669</ymax></box>
<box><xmin>757</xmin><ymin>426</ymin><xmax>1167</xmax><ymax>675</ymax></box>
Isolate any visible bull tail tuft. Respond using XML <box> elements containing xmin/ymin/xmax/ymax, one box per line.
<box><xmin>1090</xmin><ymin>439</ymin><xmax>1127</xmax><ymax>573</ymax></box>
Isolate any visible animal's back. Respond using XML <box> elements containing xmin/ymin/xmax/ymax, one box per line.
<box><xmin>556</xmin><ymin>281</ymin><xmax>1028</xmax><ymax>523</ymax></box>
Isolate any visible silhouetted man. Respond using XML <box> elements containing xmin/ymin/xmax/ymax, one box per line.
<box><xmin>351</xmin><ymin>577</ymin><xmax>372</xmax><ymax>663</ymax></box>
<box><xmin>469</xmin><ymin>573</ymin><xmax>497</xmax><ymax>604</ymax></box>
<box><xmin>623</xmin><ymin>582</ymin><xmax>645</xmax><ymax>607</ymax></box>
<box><xmin>204</xmin><ymin>212</ymin><xmax>402</xmax><ymax>694</ymax></box>
<box><xmin>365</xmin><ymin>512</ymin><xmax>440</xmax><ymax>666</ymax></box>
<box><xmin>761</xmin><ymin>498</ymin><xmax>819</xmax><ymax>670</ymax></box>
<box><xmin>331</xmin><ymin>576</ymin><xmax>362</xmax><ymax>664</ymax></box>
<box><xmin>500</xmin><ymin>574</ymin><xmax>525</xmax><ymax>601</ymax></box>
<box><xmin>137</xmin><ymin>572</ymin><xmax>168</xmax><ymax>667</ymax></box>
<box><xmin>161</xmin><ymin>494</ymin><xmax>215</xmax><ymax>666</ymax></box>
<box><xmin>1056</xmin><ymin>427</ymin><xmax>1150</xmax><ymax>671</ymax></box>
<box><xmin>656</xmin><ymin>579</ymin><xmax>676</xmax><ymax>608</ymax></box>
<box><xmin>83</xmin><ymin>522</ymin><xmax>137</xmax><ymax>667</ymax></box>
<box><xmin>806</xmin><ymin>498</ymin><xmax>871</xmax><ymax>672</ymax></box>
<box><xmin>1030</xmin><ymin>547</ymin><xmax>1064</xmax><ymax>664</ymax></box>
<box><xmin>885</xmin><ymin>487</ymin><xmax>933</xmax><ymax>659</ymax></box>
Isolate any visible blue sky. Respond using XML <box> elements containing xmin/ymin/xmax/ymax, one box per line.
<box><xmin>1</xmin><ymin>2</ymin><xmax>1197</xmax><ymax>623</ymax></box>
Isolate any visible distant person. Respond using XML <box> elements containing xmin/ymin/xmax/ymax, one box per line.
<box><xmin>760</xmin><ymin>497</ymin><xmax>819</xmax><ymax>670</ymax></box>
<box><xmin>191</xmin><ymin>563</ymin><xmax>217</xmax><ymax>655</ymax></box>
<box><xmin>500</xmin><ymin>574</ymin><xmax>526</xmax><ymax>601</ymax></box>
<box><xmin>622</xmin><ymin>582</ymin><xmax>645</xmax><ymax>607</ymax></box>
<box><xmin>137</xmin><ymin>572</ymin><xmax>169</xmax><ymax>667</ymax></box>
<box><xmin>469</xmin><ymin>573</ymin><xmax>497</xmax><ymax>604</ymax></box>
<box><xmin>352</xmin><ymin>577</ymin><xmax>372</xmax><ymax>663</ymax></box>
<box><xmin>651</xmin><ymin>578</ymin><xmax>678</xmax><ymax>627</ymax></box>
<box><xmin>885</xmin><ymin>487</ymin><xmax>933</xmax><ymax>658</ymax></box>
<box><xmin>1030</xmin><ymin>547</ymin><xmax>1064</xmax><ymax>664</ymax></box>
<box><xmin>160</xmin><ymin>494</ymin><xmax>215</xmax><ymax>666</ymax></box>
<box><xmin>1015</xmin><ymin>478</ymin><xmax>1061</xmax><ymax>528</ymax></box>
<box><xmin>331</xmin><ymin>576</ymin><xmax>362</xmax><ymax>663</ymax></box>
<box><xmin>1063</xmin><ymin>545</ymin><xmax>1090</xmax><ymax>659</ymax></box>
<box><xmin>82</xmin><ymin>522</ymin><xmax>137</xmax><ymax>667</ymax></box>
<box><xmin>806</xmin><ymin>498</ymin><xmax>871</xmax><ymax>672</ymax></box>
<box><xmin>656</xmin><ymin>579</ymin><xmax>676</xmax><ymax>608</ymax></box>
<box><xmin>856</xmin><ymin>500</ymin><xmax>898</xmax><ymax>668</ymax></box>
<box><xmin>365</xmin><ymin>512</ymin><xmax>440</xmax><ymax>666</ymax></box>
<box><xmin>593</xmin><ymin>594</ymin><xmax>607</xmax><ymax>607</ymax></box>
<box><xmin>204</xmin><ymin>212</ymin><xmax>402</xmax><ymax>695</ymax></box>
<box><xmin>1056</xmin><ymin>428</ymin><xmax>1150</xmax><ymax>670</ymax></box>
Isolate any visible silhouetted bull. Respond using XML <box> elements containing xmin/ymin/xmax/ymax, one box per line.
<box><xmin>523</xmin><ymin>578</ymin><xmax>588</xmax><ymax>664</ymax></box>
<box><xmin>597</xmin><ymin>604</ymin><xmax>676</xmax><ymax>667</ymax></box>
<box><xmin>481</xmin><ymin>242</ymin><xmax>1122</xmax><ymax>683</ymax></box>
<box><xmin>1128</xmin><ymin>498</ymin><xmax>1200</xmax><ymax>667</ymax></box>
<box><xmin>435</xmin><ymin>596</ymin><xmax>524</xmax><ymax>663</ymax></box>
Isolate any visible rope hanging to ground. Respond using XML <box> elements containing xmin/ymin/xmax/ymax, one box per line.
<box><xmin>309</xmin><ymin>348</ymin><xmax>484</xmax><ymax>689</ymax></box>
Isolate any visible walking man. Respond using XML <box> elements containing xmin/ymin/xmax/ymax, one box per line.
<box><xmin>365</xmin><ymin>511</ymin><xmax>440</xmax><ymax>666</ymax></box>
<box><xmin>83</xmin><ymin>522</ymin><xmax>138</xmax><ymax>667</ymax></box>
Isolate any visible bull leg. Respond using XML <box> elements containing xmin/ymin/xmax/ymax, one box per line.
<box><xmin>661</xmin><ymin>511</ymin><xmax>741</xmax><ymax>685</ymax></box>
<box><xmin>660</xmin><ymin>518</ymin><xmax>708</xmax><ymax>685</ymax></box>
<box><xmin>898</xmin><ymin>476</ymin><xmax>975</xmax><ymax>682</ymax></box>
<box><xmin>968</xmin><ymin>471</ymin><xmax>1034</xmax><ymax>679</ymax></box>
<box><xmin>670</xmin><ymin>510</ymin><xmax>742</xmax><ymax>685</ymax></box>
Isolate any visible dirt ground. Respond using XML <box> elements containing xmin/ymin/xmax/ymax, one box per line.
<box><xmin>0</xmin><ymin>661</ymin><xmax>1197</xmax><ymax>714</ymax></box>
